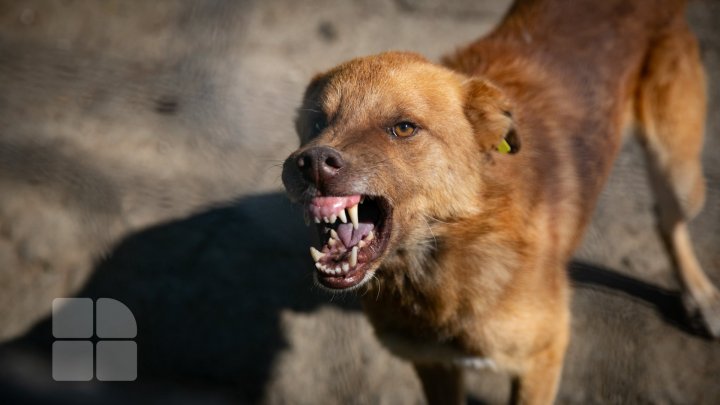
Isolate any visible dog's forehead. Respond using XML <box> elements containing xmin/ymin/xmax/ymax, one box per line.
<box><xmin>316</xmin><ymin>53</ymin><xmax>464</xmax><ymax>120</ymax></box>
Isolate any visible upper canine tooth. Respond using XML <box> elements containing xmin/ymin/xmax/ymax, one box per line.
<box><xmin>338</xmin><ymin>210</ymin><xmax>347</xmax><ymax>223</ymax></box>
<box><xmin>349</xmin><ymin>246</ymin><xmax>358</xmax><ymax>267</ymax></box>
<box><xmin>329</xmin><ymin>214</ymin><xmax>337</xmax><ymax>223</ymax></box>
<box><xmin>310</xmin><ymin>247</ymin><xmax>325</xmax><ymax>262</ymax></box>
<box><xmin>348</xmin><ymin>204</ymin><xmax>359</xmax><ymax>230</ymax></box>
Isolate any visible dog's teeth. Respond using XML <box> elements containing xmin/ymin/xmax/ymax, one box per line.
<box><xmin>323</xmin><ymin>216</ymin><xmax>329</xmax><ymax>223</ymax></box>
<box><xmin>350</xmin><ymin>246</ymin><xmax>358</xmax><ymax>267</ymax></box>
<box><xmin>328</xmin><ymin>238</ymin><xmax>337</xmax><ymax>247</ymax></box>
<box><xmin>348</xmin><ymin>204</ymin><xmax>359</xmax><ymax>230</ymax></box>
<box><xmin>315</xmin><ymin>262</ymin><xmax>322</xmax><ymax>269</ymax></box>
<box><xmin>330</xmin><ymin>229</ymin><xmax>339</xmax><ymax>240</ymax></box>
<box><xmin>342</xmin><ymin>263</ymin><xmax>349</xmax><ymax>272</ymax></box>
<box><xmin>338</xmin><ymin>210</ymin><xmax>347</xmax><ymax>223</ymax></box>
<box><xmin>310</xmin><ymin>247</ymin><xmax>325</xmax><ymax>262</ymax></box>
<box><xmin>358</xmin><ymin>240</ymin><xmax>366</xmax><ymax>248</ymax></box>
<box><xmin>329</xmin><ymin>214</ymin><xmax>336</xmax><ymax>223</ymax></box>
<box><xmin>314</xmin><ymin>217</ymin><xmax>321</xmax><ymax>224</ymax></box>
<box><xmin>365</xmin><ymin>230</ymin><xmax>374</xmax><ymax>242</ymax></box>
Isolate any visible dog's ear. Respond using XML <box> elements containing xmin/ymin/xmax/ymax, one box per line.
<box><xmin>463</xmin><ymin>78</ymin><xmax>520</xmax><ymax>154</ymax></box>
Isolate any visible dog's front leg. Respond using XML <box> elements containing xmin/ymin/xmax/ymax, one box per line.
<box><xmin>510</xmin><ymin>332</ymin><xmax>568</xmax><ymax>405</ymax></box>
<box><xmin>414</xmin><ymin>363</ymin><xmax>465</xmax><ymax>405</ymax></box>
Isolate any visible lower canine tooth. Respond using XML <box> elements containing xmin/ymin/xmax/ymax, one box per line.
<box><xmin>350</xmin><ymin>246</ymin><xmax>358</xmax><ymax>267</ymax></box>
<box><xmin>348</xmin><ymin>204</ymin><xmax>359</xmax><ymax>230</ymax></box>
<box><xmin>310</xmin><ymin>247</ymin><xmax>325</xmax><ymax>262</ymax></box>
<box><xmin>338</xmin><ymin>210</ymin><xmax>347</xmax><ymax>223</ymax></box>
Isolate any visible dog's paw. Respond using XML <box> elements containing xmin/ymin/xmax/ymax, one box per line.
<box><xmin>684</xmin><ymin>289</ymin><xmax>720</xmax><ymax>338</ymax></box>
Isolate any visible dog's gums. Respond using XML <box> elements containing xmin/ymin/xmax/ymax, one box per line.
<box><xmin>305</xmin><ymin>195</ymin><xmax>392</xmax><ymax>289</ymax></box>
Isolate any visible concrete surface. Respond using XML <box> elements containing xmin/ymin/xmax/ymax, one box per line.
<box><xmin>0</xmin><ymin>0</ymin><xmax>718</xmax><ymax>403</ymax></box>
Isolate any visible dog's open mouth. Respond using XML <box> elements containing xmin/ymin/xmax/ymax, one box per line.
<box><xmin>305</xmin><ymin>195</ymin><xmax>392</xmax><ymax>290</ymax></box>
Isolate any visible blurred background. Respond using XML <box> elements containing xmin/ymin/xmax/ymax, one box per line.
<box><xmin>0</xmin><ymin>0</ymin><xmax>719</xmax><ymax>403</ymax></box>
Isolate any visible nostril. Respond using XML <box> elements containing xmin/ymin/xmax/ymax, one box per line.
<box><xmin>297</xmin><ymin>155</ymin><xmax>307</xmax><ymax>169</ymax></box>
<box><xmin>324</xmin><ymin>154</ymin><xmax>343</xmax><ymax>170</ymax></box>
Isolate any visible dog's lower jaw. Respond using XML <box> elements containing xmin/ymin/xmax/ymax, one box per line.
<box><xmin>313</xmin><ymin>267</ymin><xmax>377</xmax><ymax>293</ymax></box>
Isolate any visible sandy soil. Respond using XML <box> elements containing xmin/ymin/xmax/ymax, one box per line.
<box><xmin>0</xmin><ymin>0</ymin><xmax>718</xmax><ymax>403</ymax></box>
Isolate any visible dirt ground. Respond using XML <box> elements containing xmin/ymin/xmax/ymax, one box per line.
<box><xmin>0</xmin><ymin>0</ymin><xmax>719</xmax><ymax>403</ymax></box>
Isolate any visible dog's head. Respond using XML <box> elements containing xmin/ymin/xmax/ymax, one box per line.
<box><xmin>282</xmin><ymin>51</ymin><xmax>518</xmax><ymax>291</ymax></box>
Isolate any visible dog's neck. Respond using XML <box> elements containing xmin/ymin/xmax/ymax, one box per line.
<box><xmin>362</xmin><ymin>180</ymin><xmax>527</xmax><ymax>344</ymax></box>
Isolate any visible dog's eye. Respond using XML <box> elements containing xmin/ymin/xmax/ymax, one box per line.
<box><xmin>313</xmin><ymin>117</ymin><xmax>327</xmax><ymax>135</ymax></box>
<box><xmin>391</xmin><ymin>122</ymin><xmax>418</xmax><ymax>138</ymax></box>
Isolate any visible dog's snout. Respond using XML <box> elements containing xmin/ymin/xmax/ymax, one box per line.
<box><xmin>297</xmin><ymin>146</ymin><xmax>345</xmax><ymax>185</ymax></box>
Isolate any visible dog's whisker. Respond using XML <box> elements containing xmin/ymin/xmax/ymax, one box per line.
<box><xmin>420</xmin><ymin>215</ymin><xmax>439</xmax><ymax>251</ymax></box>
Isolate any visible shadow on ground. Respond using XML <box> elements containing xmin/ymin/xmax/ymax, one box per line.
<box><xmin>0</xmin><ymin>192</ymin><xmax>361</xmax><ymax>403</ymax></box>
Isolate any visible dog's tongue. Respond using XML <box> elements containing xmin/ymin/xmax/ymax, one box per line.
<box><xmin>337</xmin><ymin>222</ymin><xmax>374</xmax><ymax>247</ymax></box>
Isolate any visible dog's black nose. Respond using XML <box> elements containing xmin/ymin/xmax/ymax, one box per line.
<box><xmin>296</xmin><ymin>146</ymin><xmax>345</xmax><ymax>186</ymax></box>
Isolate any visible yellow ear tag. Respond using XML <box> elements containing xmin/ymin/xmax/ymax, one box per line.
<box><xmin>497</xmin><ymin>139</ymin><xmax>511</xmax><ymax>154</ymax></box>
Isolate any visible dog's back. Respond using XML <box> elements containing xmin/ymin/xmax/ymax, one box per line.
<box><xmin>443</xmin><ymin>0</ymin><xmax>702</xmax><ymax>253</ymax></box>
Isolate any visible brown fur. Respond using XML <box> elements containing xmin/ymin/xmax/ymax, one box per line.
<box><xmin>282</xmin><ymin>0</ymin><xmax>718</xmax><ymax>403</ymax></box>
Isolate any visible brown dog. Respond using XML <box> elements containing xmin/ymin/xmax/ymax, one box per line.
<box><xmin>282</xmin><ymin>0</ymin><xmax>718</xmax><ymax>403</ymax></box>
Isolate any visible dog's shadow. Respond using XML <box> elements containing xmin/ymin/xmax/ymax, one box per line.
<box><xmin>2</xmin><ymin>192</ymin><xmax>360</xmax><ymax>403</ymax></box>
<box><xmin>568</xmin><ymin>261</ymin><xmax>711</xmax><ymax>338</ymax></box>
<box><xmin>0</xmin><ymin>191</ymin><xmax>712</xmax><ymax>404</ymax></box>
